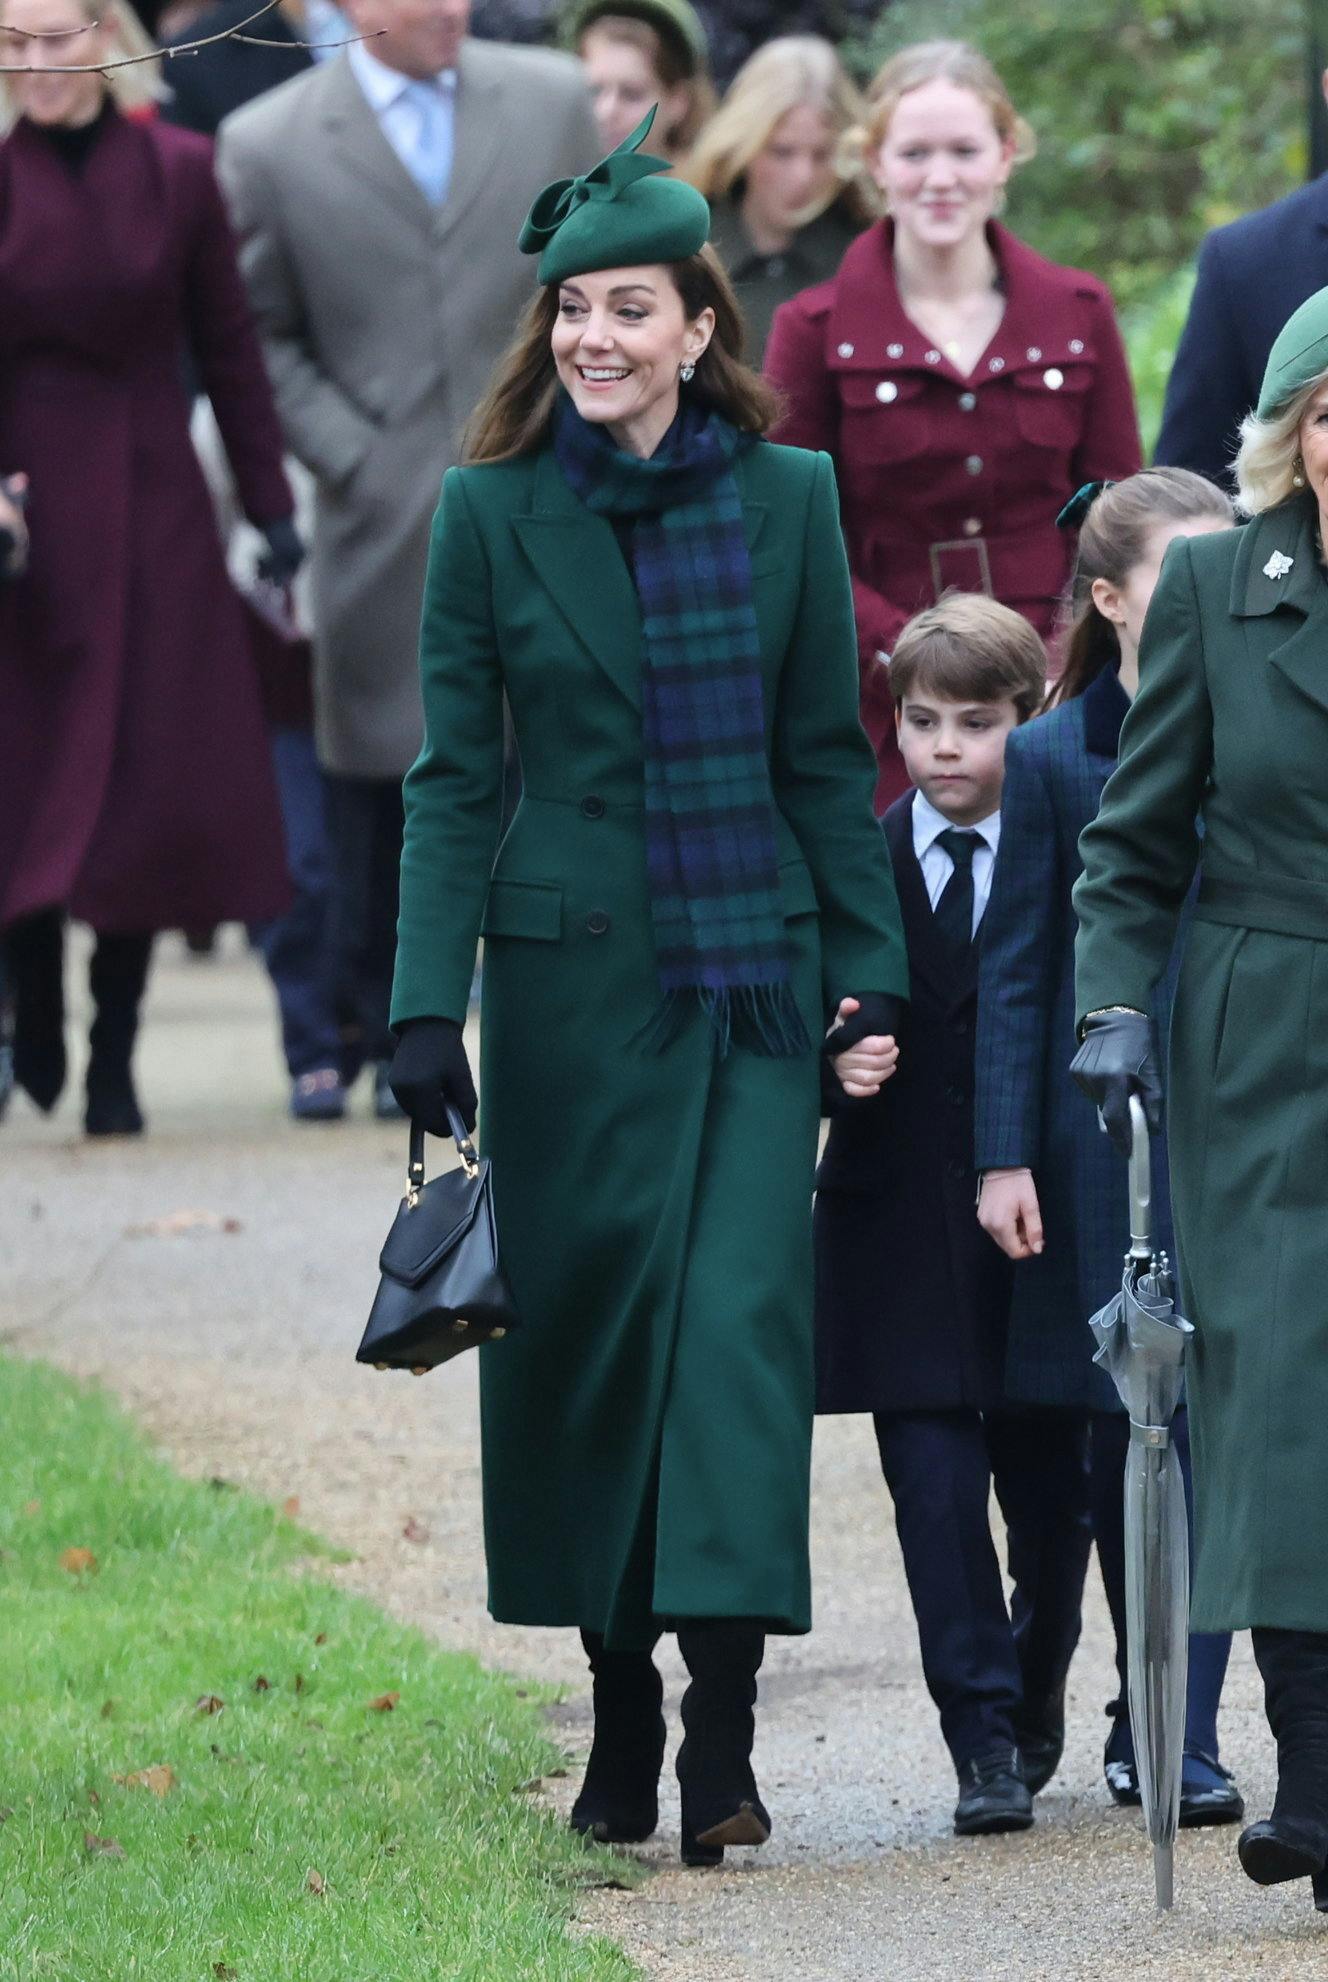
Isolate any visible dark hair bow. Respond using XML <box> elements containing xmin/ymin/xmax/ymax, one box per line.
<box><xmin>518</xmin><ymin>107</ymin><xmax>670</xmax><ymax>255</ymax></box>
<box><xmin>1056</xmin><ymin>480</ymin><xmax>1115</xmax><ymax>531</ymax></box>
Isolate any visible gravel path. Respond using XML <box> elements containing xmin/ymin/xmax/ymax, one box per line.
<box><xmin>3</xmin><ymin>933</ymin><xmax>1325</xmax><ymax>1979</ymax></box>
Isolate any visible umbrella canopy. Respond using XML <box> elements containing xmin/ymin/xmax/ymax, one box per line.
<box><xmin>1089</xmin><ymin>1098</ymin><xmax>1195</xmax><ymax>1911</ymax></box>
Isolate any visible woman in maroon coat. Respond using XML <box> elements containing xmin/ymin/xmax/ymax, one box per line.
<box><xmin>765</xmin><ymin>40</ymin><xmax>1142</xmax><ymax>812</ymax></box>
<box><xmin>0</xmin><ymin>0</ymin><xmax>297</xmax><ymax>1133</ymax></box>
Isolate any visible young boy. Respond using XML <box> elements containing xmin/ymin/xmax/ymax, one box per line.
<box><xmin>814</xmin><ymin>594</ymin><xmax>1090</xmax><ymax>1837</ymax></box>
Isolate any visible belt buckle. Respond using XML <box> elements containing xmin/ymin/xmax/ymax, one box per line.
<box><xmin>928</xmin><ymin>537</ymin><xmax>993</xmax><ymax>599</ymax></box>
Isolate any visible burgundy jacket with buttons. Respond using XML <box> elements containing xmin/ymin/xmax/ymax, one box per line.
<box><xmin>765</xmin><ymin>220</ymin><xmax>1142</xmax><ymax>809</ymax></box>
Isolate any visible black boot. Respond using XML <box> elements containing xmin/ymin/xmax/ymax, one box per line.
<box><xmin>675</xmin><ymin>1619</ymin><xmax>770</xmax><ymax>1867</ymax></box>
<box><xmin>568</xmin><ymin>1630</ymin><xmax>665</xmax><ymax>1845</ymax></box>
<box><xmin>85</xmin><ymin>933</ymin><xmax>151</xmax><ymax>1137</ymax></box>
<box><xmin>1238</xmin><ymin>1628</ymin><xmax>1328</xmax><ymax>1895</ymax></box>
<box><xmin>6</xmin><ymin>909</ymin><xmax>66</xmax><ymax>1113</ymax></box>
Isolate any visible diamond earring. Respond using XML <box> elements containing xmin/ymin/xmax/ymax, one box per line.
<box><xmin>679</xmin><ymin>361</ymin><xmax>696</xmax><ymax>383</ymax></box>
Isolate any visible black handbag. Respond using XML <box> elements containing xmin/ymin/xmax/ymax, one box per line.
<box><xmin>357</xmin><ymin>1106</ymin><xmax>520</xmax><ymax>1374</ymax></box>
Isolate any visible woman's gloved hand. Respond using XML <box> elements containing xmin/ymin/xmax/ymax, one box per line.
<box><xmin>387</xmin><ymin>1017</ymin><xmax>478</xmax><ymax>1136</ymax></box>
<box><xmin>257</xmin><ymin>515</ymin><xmax>305</xmax><ymax>587</ymax></box>
<box><xmin>1069</xmin><ymin>1008</ymin><xmax>1163</xmax><ymax>1157</ymax></box>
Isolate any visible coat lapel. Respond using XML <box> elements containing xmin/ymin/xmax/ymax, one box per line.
<box><xmin>511</xmin><ymin>446</ymin><xmax>771</xmax><ymax>712</ymax></box>
<box><xmin>428</xmin><ymin>42</ymin><xmax>505</xmax><ymax>252</ymax></box>
<box><xmin>1231</xmin><ymin>494</ymin><xmax>1328</xmax><ymax>718</ymax></box>
<box><xmin>883</xmin><ymin>799</ymin><xmax>976</xmax><ymax>1010</ymax></box>
<box><xmin>318</xmin><ymin>55</ymin><xmax>434</xmax><ymax>232</ymax></box>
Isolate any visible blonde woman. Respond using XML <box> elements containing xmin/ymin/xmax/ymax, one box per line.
<box><xmin>0</xmin><ymin>0</ymin><xmax>296</xmax><ymax>1133</ymax></box>
<box><xmin>766</xmin><ymin>39</ymin><xmax>1140</xmax><ymax>812</ymax></box>
<box><xmin>1073</xmin><ymin>288</ymin><xmax>1328</xmax><ymax>1915</ymax></box>
<box><xmin>569</xmin><ymin>0</ymin><xmax>714</xmax><ymax>163</ymax></box>
<box><xmin>685</xmin><ymin>35</ymin><xmax>876</xmax><ymax>360</ymax></box>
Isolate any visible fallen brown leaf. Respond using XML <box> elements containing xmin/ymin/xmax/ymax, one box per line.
<box><xmin>367</xmin><ymin>1691</ymin><xmax>399</xmax><ymax>1713</ymax></box>
<box><xmin>213</xmin><ymin>1966</ymin><xmax>237</xmax><ymax>1980</ymax></box>
<box><xmin>313</xmin><ymin>1633</ymin><xmax>327</xmax><ymax>1646</ymax></box>
<box><xmin>113</xmin><ymin>1765</ymin><xmax>175</xmax><ymax>1797</ymax></box>
<box><xmin>21</xmin><ymin>1499</ymin><xmax>40</xmax><ymax>1517</ymax></box>
<box><xmin>305</xmin><ymin>1868</ymin><xmax>326</xmax><ymax>1896</ymax></box>
<box><xmin>195</xmin><ymin>1695</ymin><xmax>225</xmax><ymax>1716</ymax></box>
<box><xmin>88</xmin><ymin>1789</ymin><xmax>100</xmax><ymax>1807</ymax></box>
<box><xmin>125</xmin><ymin>1209</ymin><xmax>243</xmax><ymax>1239</ymax></box>
<box><xmin>401</xmin><ymin>1518</ymin><xmax>430</xmax><ymax>1545</ymax></box>
<box><xmin>293</xmin><ymin>1674</ymin><xmax>306</xmax><ymax>1695</ymax></box>
<box><xmin>282</xmin><ymin>1495</ymin><xmax>300</xmax><ymax>1519</ymax></box>
<box><xmin>99</xmin><ymin>1700</ymin><xmax>114</xmax><ymax>1720</ymax></box>
<box><xmin>252</xmin><ymin>1675</ymin><xmax>270</xmax><ymax>1693</ymax></box>
<box><xmin>83</xmin><ymin>1831</ymin><xmax>125</xmax><ymax>1858</ymax></box>
<box><xmin>59</xmin><ymin>1547</ymin><xmax>98</xmax><ymax>1576</ymax></box>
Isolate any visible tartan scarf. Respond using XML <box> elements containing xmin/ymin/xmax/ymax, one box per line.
<box><xmin>553</xmin><ymin>394</ymin><xmax>809</xmax><ymax>1057</ymax></box>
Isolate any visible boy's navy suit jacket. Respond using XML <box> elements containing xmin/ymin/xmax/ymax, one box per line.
<box><xmin>814</xmin><ymin>792</ymin><xmax>1012</xmax><ymax>1415</ymax></box>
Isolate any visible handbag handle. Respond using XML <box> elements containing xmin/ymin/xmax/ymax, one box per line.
<box><xmin>406</xmin><ymin>1107</ymin><xmax>479</xmax><ymax>1207</ymax></box>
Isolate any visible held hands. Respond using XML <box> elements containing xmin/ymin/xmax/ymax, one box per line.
<box><xmin>0</xmin><ymin>472</ymin><xmax>29</xmax><ymax>581</ymax></box>
<box><xmin>1069</xmin><ymin>1008</ymin><xmax>1163</xmax><ymax>1159</ymax></box>
<box><xmin>824</xmin><ymin>992</ymin><xmax>902</xmax><ymax>1100</ymax></box>
<box><xmin>978</xmin><ymin>1168</ymin><xmax>1044</xmax><ymax>1260</ymax></box>
<box><xmin>386</xmin><ymin>1017</ymin><xmax>478</xmax><ymax>1135</ymax></box>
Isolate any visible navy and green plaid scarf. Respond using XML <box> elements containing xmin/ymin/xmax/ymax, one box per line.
<box><xmin>553</xmin><ymin>394</ymin><xmax>809</xmax><ymax>1057</ymax></box>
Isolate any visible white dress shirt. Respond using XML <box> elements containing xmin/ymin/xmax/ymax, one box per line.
<box><xmin>347</xmin><ymin>40</ymin><xmax>456</xmax><ymax>205</ymax></box>
<box><xmin>911</xmin><ymin>789</ymin><xmax>1002</xmax><ymax>940</ymax></box>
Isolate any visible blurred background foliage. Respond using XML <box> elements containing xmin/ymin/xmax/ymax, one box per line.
<box><xmin>846</xmin><ymin>0</ymin><xmax>1309</xmax><ymax>448</ymax></box>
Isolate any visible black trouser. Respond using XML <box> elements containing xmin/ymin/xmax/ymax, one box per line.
<box><xmin>322</xmin><ymin>771</ymin><xmax>405</xmax><ymax>1071</ymax></box>
<box><xmin>874</xmin><ymin>1407</ymin><xmax>1090</xmax><ymax>1770</ymax></box>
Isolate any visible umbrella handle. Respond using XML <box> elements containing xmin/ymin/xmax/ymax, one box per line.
<box><xmin>1128</xmin><ymin>1094</ymin><xmax>1152</xmax><ymax>1260</ymax></box>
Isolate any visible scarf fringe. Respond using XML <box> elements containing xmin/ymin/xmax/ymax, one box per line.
<box><xmin>635</xmin><ymin>982</ymin><xmax>812</xmax><ymax>1059</ymax></box>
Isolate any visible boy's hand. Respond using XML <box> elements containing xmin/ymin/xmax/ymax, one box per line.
<box><xmin>828</xmin><ymin>995</ymin><xmax>899</xmax><ymax>1099</ymax></box>
<box><xmin>977</xmin><ymin>1167</ymin><xmax>1044</xmax><ymax>1259</ymax></box>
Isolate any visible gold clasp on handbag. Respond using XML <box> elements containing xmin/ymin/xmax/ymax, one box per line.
<box><xmin>405</xmin><ymin>1111</ymin><xmax>479</xmax><ymax>1207</ymax></box>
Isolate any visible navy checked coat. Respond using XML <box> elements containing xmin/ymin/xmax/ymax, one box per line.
<box><xmin>814</xmin><ymin>795</ymin><xmax>1012</xmax><ymax>1415</ymax></box>
<box><xmin>973</xmin><ymin>667</ymin><xmax>1178</xmax><ymax>1411</ymax></box>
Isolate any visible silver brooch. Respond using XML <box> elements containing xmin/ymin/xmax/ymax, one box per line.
<box><xmin>1263</xmin><ymin>551</ymin><xmax>1294</xmax><ymax>580</ymax></box>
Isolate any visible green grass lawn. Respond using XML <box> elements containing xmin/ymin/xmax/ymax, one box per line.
<box><xmin>0</xmin><ymin>1357</ymin><xmax>639</xmax><ymax>1982</ymax></box>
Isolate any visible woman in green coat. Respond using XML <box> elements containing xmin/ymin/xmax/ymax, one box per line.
<box><xmin>386</xmin><ymin>114</ymin><xmax>908</xmax><ymax>1867</ymax></box>
<box><xmin>1072</xmin><ymin>288</ymin><xmax>1328</xmax><ymax>1913</ymax></box>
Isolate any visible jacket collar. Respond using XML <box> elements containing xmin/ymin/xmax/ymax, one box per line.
<box><xmin>1229</xmin><ymin>491</ymin><xmax>1325</xmax><ymax>619</ymax></box>
<box><xmin>882</xmin><ymin>794</ymin><xmax>978</xmax><ymax>1009</ymax></box>
<box><xmin>1080</xmin><ymin>662</ymin><xmax>1130</xmax><ymax>759</ymax></box>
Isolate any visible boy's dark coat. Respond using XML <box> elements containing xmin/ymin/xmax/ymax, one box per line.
<box><xmin>815</xmin><ymin>793</ymin><xmax>1012</xmax><ymax>1414</ymax></box>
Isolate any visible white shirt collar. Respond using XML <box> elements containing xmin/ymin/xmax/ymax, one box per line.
<box><xmin>911</xmin><ymin>788</ymin><xmax>1001</xmax><ymax>861</ymax></box>
<box><xmin>348</xmin><ymin>39</ymin><xmax>456</xmax><ymax>110</ymax></box>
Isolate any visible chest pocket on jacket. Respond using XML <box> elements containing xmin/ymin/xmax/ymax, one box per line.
<box><xmin>1010</xmin><ymin>364</ymin><xmax>1092</xmax><ymax>453</ymax></box>
<box><xmin>836</xmin><ymin>371</ymin><xmax>930</xmax><ymax>465</ymax></box>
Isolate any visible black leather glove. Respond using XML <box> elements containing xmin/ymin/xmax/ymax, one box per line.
<box><xmin>257</xmin><ymin>515</ymin><xmax>304</xmax><ymax>587</ymax></box>
<box><xmin>1069</xmin><ymin>1008</ymin><xmax>1163</xmax><ymax>1158</ymax></box>
<box><xmin>387</xmin><ymin>1017</ymin><xmax>478</xmax><ymax>1136</ymax></box>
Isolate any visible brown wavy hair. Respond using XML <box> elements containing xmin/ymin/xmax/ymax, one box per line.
<box><xmin>1050</xmin><ymin>468</ymin><xmax>1233</xmax><ymax>707</ymax></box>
<box><xmin>464</xmin><ymin>246</ymin><xmax>781</xmax><ymax>464</ymax></box>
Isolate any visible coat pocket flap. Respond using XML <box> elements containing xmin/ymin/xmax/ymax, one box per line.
<box><xmin>838</xmin><ymin>371</ymin><xmax>927</xmax><ymax>411</ymax></box>
<box><xmin>379</xmin><ymin>1172</ymin><xmax>485</xmax><ymax>1288</ymax></box>
<box><xmin>780</xmin><ymin>860</ymin><xmax>819</xmax><ymax>919</ymax></box>
<box><xmin>482</xmin><ymin>879</ymin><xmax>563</xmax><ymax>941</ymax></box>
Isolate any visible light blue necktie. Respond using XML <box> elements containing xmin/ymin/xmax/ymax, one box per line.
<box><xmin>404</xmin><ymin>78</ymin><xmax>453</xmax><ymax>207</ymax></box>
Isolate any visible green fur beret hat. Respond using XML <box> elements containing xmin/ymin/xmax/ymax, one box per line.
<box><xmin>1258</xmin><ymin>284</ymin><xmax>1328</xmax><ymax>418</ymax></box>
<box><xmin>564</xmin><ymin>0</ymin><xmax>708</xmax><ymax>74</ymax></box>
<box><xmin>518</xmin><ymin>108</ymin><xmax>711</xmax><ymax>287</ymax></box>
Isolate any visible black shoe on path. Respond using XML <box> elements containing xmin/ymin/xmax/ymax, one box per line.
<box><xmin>953</xmin><ymin>1748</ymin><xmax>1034</xmax><ymax>1837</ymax></box>
<box><xmin>568</xmin><ymin>1631</ymin><xmax>665</xmax><ymax>1846</ymax></box>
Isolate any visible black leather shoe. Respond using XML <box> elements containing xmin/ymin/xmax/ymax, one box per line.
<box><xmin>1314</xmin><ymin>1866</ymin><xmax>1328</xmax><ymax>1913</ymax></box>
<box><xmin>681</xmin><ymin>1794</ymin><xmax>771</xmax><ymax>1868</ymax></box>
<box><xmin>1179</xmin><ymin>1749</ymin><xmax>1244</xmax><ymax>1828</ymax></box>
<box><xmin>1104</xmin><ymin>1716</ymin><xmax>1141</xmax><ymax>1806</ymax></box>
<box><xmin>1239</xmin><ymin>1817</ymin><xmax>1328</xmax><ymax>1887</ymax></box>
<box><xmin>676</xmin><ymin>1620</ymin><xmax>770</xmax><ymax>1868</ymax></box>
<box><xmin>1015</xmin><ymin>1692</ymin><xmax>1066</xmax><ymax>1796</ymax></box>
<box><xmin>85</xmin><ymin>1066</ymin><xmax>144</xmax><ymax>1137</ymax></box>
<box><xmin>953</xmin><ymin>1748</ymin><xmax>1034</xmax><ymax>1837</ymax></box>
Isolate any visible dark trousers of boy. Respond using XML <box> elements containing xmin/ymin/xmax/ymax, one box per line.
<box><xmin>815</xmin><ymin>796</ymin><xmax>1091</xmax><ymax>1795</ymax></box>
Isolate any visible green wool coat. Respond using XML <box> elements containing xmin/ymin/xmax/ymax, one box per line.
<box><xmin>392</xmin><ymin>437</ymin><xmax>907</xmax><ymax>1649</ymax></box>
<box><xmin>1075</xmin><ymin>492</ymin><xmax>1328</xmax><ymax>1634</ymax></box>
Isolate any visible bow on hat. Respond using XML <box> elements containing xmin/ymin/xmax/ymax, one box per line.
<box><xmin>518</xmin><ymin>109</ymin><xmax>670</xmax><ymax>255</ymax></box>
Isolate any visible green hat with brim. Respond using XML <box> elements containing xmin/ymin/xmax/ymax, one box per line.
<box><xmin>518</xmin><ymin>107</ymin><xmax>710</xmax><ymax>287</ymax></box>
<box><xmin>1258</xmin><ymin>283</ymin><xmax>1328</xmax><ymax>418</ymax></box>
<box><xmin>564</xmin><ymin>0</ymin><xmax>708</xmax><ymax>75</ymax></box>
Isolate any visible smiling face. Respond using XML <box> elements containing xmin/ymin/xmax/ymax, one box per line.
<box><xmin>1297</xmin><ymin>379</ymin><xmax>1328</xmax><ymax>515</ymax></box>
<box><xmin>896</xmin><ymin>690</ymin><xmax>1020</xmax><ymax>824</ymax></box>
<box><xmin>551</xmin><ymin>264</ymin><xmax>714</xmax><ymax>457</ymax></box>
<box><xmin>742</xmin><ymin>101</ymin><xmax>838</xmax><ymax>235</ymax></box>
<box><xmin>0</xmin><ymin>0</ymin><xmax>108</xmax><ymax>126</ymax></box>
<box><xmin>872</xmin><ymin>77</ymin><xmax>1013</xmax><ymax>254</ymax></box>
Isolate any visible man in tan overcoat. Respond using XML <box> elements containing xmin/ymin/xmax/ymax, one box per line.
<box><xmin>217</xmin><ymin>0</ymin><xmax>595</xmax><ymax>1108</ymax></box>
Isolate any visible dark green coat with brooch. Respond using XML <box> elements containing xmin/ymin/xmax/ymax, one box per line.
<box><xmin>1075</xmin><ymin>491</ymin><xmax>1328</xmax><ymax>1633</ymax></box>
<box><xmin>392</xmin><ymin>438</ymin><xmax>907</xmax><ymax>1648</ymax></box>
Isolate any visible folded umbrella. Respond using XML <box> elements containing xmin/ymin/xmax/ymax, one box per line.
<box><xmin>1089</xmin><ymin>1095</ymin><xmax>1195</xmax><ymax>1911</ymax></box>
